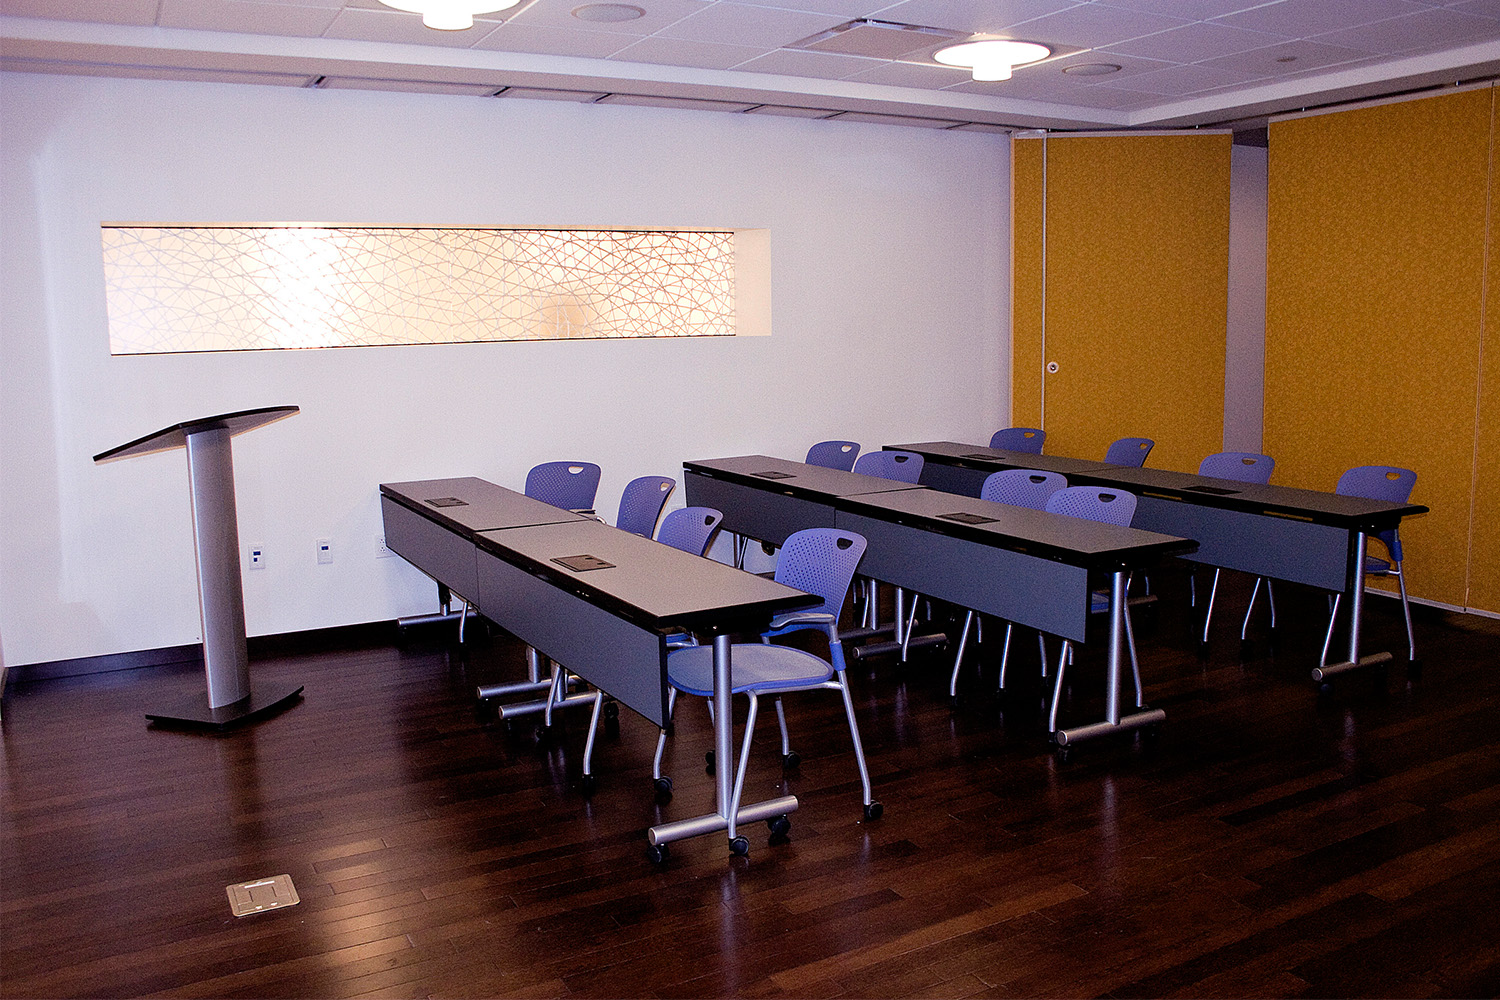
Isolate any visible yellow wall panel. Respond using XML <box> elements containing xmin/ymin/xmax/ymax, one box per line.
<box><xmin>1468</xmin><ymin>89</ymin><xmax>1500</xmax><ymax>615</ymax></box>
<box><xmin>1041</xmin><ymin>134</ymin><xmax>1230</xmax><ymax>472</ymax></box>
<box><xmin>1266</xmin><ymin>89</ymin><xmax>1491</xmax><ymax>608</ymax></box>
<box><xmin>1012</xmin><ymin>138</ymin><xmax>1045</xmax><ymax>428</ymax></box>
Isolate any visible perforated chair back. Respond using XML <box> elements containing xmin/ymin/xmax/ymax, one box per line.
<box><xmin>1104</xmin><ymin>437</ymin><xmax>1155</xmax><ymax>467</ymax></box>
<box><xmin>1198</xmin><ymin>452</ymin><xmax>1274</xmax><ymax>484</ymax></box>
<box><xmin>615</xmin><ymin>476</ymin><xmax>675</xmax><ymax>537</ymax></box>
<box><xmin>1045</xmin><ymin>485</ymin><xmax>1138</xmax><ymax>527</ymax></box>
<box><xmin>981</xmin><ymin>468</ymin><xmax>1068</xmax><ymax>509</ymax></box>
<box><xmin>657</xmin><ymin>507</ymin><xmax>723</xmax><ymax>556</ymax></box>
<box><xmin>990</xmin><ymin>427</ymin><xmax>1046</xmax><ymax>454</ymax></box>
<box><xmin>852</xmin><ymin>450</ymin><xmax>924</xmax><ymax>484</ymax></box>
<box><xmin>525</xmin><ymin>461</ymin><xmax>601</xmax><ymax>511</ymax></box>
<box><xmin>805</xmin><ymin>440</ymin><xmax>861</xmax><ymax>472</ymax></box>
<box><xmin>1337</xmin><ymin>465</ymin><xmax>1417</xmax><ymax>558</ymax></box>
<box><xmin>774</xmin><ymin>528</ymin><xmax>868</xmax><ymax>619</ymax></box>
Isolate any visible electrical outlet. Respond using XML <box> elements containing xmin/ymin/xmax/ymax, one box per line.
<box><xmin>376</xmin><ymin>535</ymin><xmax>395</xmax><ymax>558</ymax></box>
<box><xmin>248</xmin><ymin>545</ymin><xmax>265</xmax><ymax>570</ymax></box>
<box><xmin>316</xmin><ymin>538</ymin><xmax>333</xmax><ymax>565</ymax></box>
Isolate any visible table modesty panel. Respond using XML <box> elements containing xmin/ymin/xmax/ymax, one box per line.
<box><xmin>474</xmin><ymin>540</ymin><xmax>670</xmax><ymax>727</ymax></box>
<box><xmin>1131</xmin><ymin>495</ymin><xmax>1350</xmax><ymax>591</ymax></box>
<box><xmin>837</xmin><ymin>510</ymin><xmax>1091</xmax><ymax>641</ymax></box>
<box><xmin>381</xmin><ymin>495</ymin><xmax>481</xmax><ymax>602</ymax></box>
<box><xmin>684</xmin><ymin>473</ymin><xmax>839</xmax><ymax>546</ymax></box>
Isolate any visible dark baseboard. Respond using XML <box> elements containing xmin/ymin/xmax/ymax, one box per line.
<box><xmin>8</xmin><ymin>621</ymin><xmax>409</xmax><ymax>685</ymax></box>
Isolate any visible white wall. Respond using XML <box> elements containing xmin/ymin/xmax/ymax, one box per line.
<box><xmin>0</xmin><ymin>72</ymin><xmax>1011</xmax><ymax>666</ymax></box>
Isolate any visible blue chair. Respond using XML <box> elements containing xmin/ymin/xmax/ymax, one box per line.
<box><xmin>1042</xmin><ymin>486</ymin><xmax>1143</xmax><ymax>733</ymax></box>
<box><xmin>655</xmin><ymin>529</ymin><xmax>880</xmax><ymax>847</ymax></box>
<box><xmin>525</xmin><ymin>461</ymin><xmax>601</xmax><ymax>513</ymax></box>
<box><xmin>805</xmin><ymin>440</ymin><xmax>860</xmax><ymax>472</ymax></box>
<box><xmin>1194</xmin><ymin>452</ymin><xmax>1276</xmax><ymax>644</ymax></box>
<box><xmin>948</xmin><ymin>469</ymin><xmax>1069</xmax><ymax>699</ymax></box>
<box><xmin>851</xmin><ymin>449</ymin><xmax>924</xmax><ymax>483</ymax></box>
<box><xmin>990</xmin><ymin>427</ymin><xmax>1045</xmax><ymax>454</ymax></box>
<box><xmin>1319</xmin><ymin>466</ymin><xmax>1418</xmax><ymax>667</ymax></box>
<box><xmin>615</xmin><ymin>475</ymin><xmax>674</xmax><ymax>537</ymax></box>
<box><xmin>656</xmin><ymin>506</ymin><xmax>723</xmax><ymax>556</ymax></box>
<box><xmin>1104</xmin><ymin>437</ymin><xmax>1154</xmax><ymax>467</ymax></box>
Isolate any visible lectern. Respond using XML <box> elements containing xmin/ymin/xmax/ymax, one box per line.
<box><xmin>94</xmin><ymin>406</ymin><xmax>303</xmax><ymax>730</ymax></box>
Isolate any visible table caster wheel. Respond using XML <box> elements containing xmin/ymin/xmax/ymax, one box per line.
<box><xmin>1317</xmin><ymin>681</ymin><xmax>1335</xmax><ymax>697</ymax></box>
<box><xmin>729</xmin><ymin>836</ymin><xmax>750</xmax><ymax>857</ymax></box>
<box><xmin>705</xmin><ymin>750</ymin><xmax>715</xmax><ymax>775</ymax></box>
<box><xmin>1054</xmin><ymin>744</ymin><xmax>1072</xmax><ymax>763</ymax></box>
<box><xmin>767</xmin><ymin>815</ymin><xmax>791</xmax><ymax>839</ymax></box>
<box><xmin>603</xmin><ymin>701</ymin><xmax>620</xmax><ymax>737</ymax></box>
<box><xmin>653</xmin><ymin>775</ymin><xmax>674</xmax><ymax>800</ymax></box>
<box><xmin>581</xmin><ymin>774</ymin><xmax>597</xmax><ymax>796</ymax></box>
<box><xmin>781</xmin><ymin>751</ymin><xmax>800</xmax><ymax>770</ymax></box>
<box><xmin>648</xmin><ymin>842</ymin><xmax>670</xmax><ymax>864</ymax></box>
<box><xmin>863</xmin><ymin>802</ymin><xmax>883</xmax><ymax>821</ymax></box>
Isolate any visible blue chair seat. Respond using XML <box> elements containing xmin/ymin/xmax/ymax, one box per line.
<box><xmin>666</xmin><ymin>643</ymin><xmax>834</xmax><ymax>698</ymax></box>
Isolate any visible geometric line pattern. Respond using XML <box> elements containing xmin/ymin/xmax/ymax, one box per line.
<box><xmin>102</xmin><ymin>227</ymin><xmax>736</xmax><ymax>354</ymax></box>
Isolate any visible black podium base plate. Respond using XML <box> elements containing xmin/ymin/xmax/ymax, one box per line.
<box><xmin>146</xmin><ymin>685</ymin><xmax>304</xmax><ymax>732</ymax></box>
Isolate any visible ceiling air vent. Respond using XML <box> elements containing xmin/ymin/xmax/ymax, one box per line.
<box><xmin>787</xmin><ymin>19</ymin><xmax>964</xmax><ymax>61</ymax></box>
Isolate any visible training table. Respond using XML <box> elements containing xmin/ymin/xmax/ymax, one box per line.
<box><xmin>381</xmin><ymin>478</ymin><xmax>818</xmax><ymax>859</ymax></box>
<box><xmin>888</xmin><ymin>441</ymin><xmax>1428</xmax><ymax>682</ymax></box>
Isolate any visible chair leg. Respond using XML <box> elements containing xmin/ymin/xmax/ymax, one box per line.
<box><xmin>998</xmin><ymin>621</ymin><xmax>1014</xmax><ymax>690</ymax></box>
<box><xmin>1395</xmin><ymin>564</ymin><xmax>1416</xmax><ymax>659</ymax></box>
<box><xmin>1038</xmin><ymin>632</ymin><xmax>1048</xmax><ymax>678</ymax></box>
<box><xmin>1125</xmin><ymin>603</ymin><xmax>1143</xmax><ymax>708</ymax></box>
<box><xmin>581</xmin><ymin>689</ymin><xmax>603</xmax><ymax>780</ymax></box>
<box><xmin>1202</xmin><ymin>568</ymin><xmax>1222</xmax><ymax>643</ymax></box>
<box><xmin>949</xmin><ymin>610</ymin><xmax>974</xmax><ymax>698</ymax></box>
<box><xmin>1049</xmin><ymin>640</ymin><xmax>1070</xmax><ymax>733</ymax></box>
<box><xmin>457</xmin><ymin>598</ymin><xmax>470</xmax><ymax>643</ymax></box>
<box><xmin>774</xmin><ymin>697</ymin><xmax>792</xmax><ymax>758</ymax></box>
<box><xmin>835</xmin><ymin>672</ymin><xmax>875</xmax><ymax>807</ymax></box>
<box><xmin>1320</xmin><ymin>593</ymin><xmax>1342</xmax><ymax>668</ymax></box>
<box><xmin>1241</xmin><ymin>577</ymin><xmax>1262</xmax><ymax>640</ymax></box>
<box><xmin>1267</xmin><ymin>580</ymin><xmax>1277</xmax><ymax>630</ymax></box>
<box><xmin>652</xmin><ymin>688</ymin><xmax>678</xmax><ymax>781</ymax></box>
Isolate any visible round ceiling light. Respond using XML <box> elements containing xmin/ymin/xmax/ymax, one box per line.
<box><xmin>376</xmin><ymin>0</ymin><xmax>522</xmax><ymax>30</ymax></box>
<box><xmin>1062</xmin><ymin>62</ymin><xmax>1122</xmax><ymax>76</ymax></box>
<box><xmin>573</xmin><ymin>3</ymin><xmax>646</xmax><ymax>22</ymax></box>
<box><xmin>933</xmin><ymin>39</ymin><xmax>1050</xmax><ymax>82</ymax></box>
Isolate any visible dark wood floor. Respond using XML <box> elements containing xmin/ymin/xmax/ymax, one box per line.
<box><xmin>4</xmin><ymin>568</ymin><xmax>1499</xmax><ymax>999</ymax></box>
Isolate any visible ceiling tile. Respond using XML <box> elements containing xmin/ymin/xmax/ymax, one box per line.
<box><xmin>862</xmin><ymin>0</ymin><xmax>1081</xmax><ymax>35</ymax></box>
<box><xmin>609</xmin><ymin>34</ymin><xmax>769</xmax><ymax>68</ymax></box>
<box><xmin>736</xmin><ymin>0</ymin><xmax>886</xmax><ymax>16</ymax></box>
<box><xmin>1213</xmin><ymin>0</ymin><xmax>1433</xmax><ymax>37</ymax></box>
<box><xmin>1097</xmin><ymin>61</ymin><xmax>1258</xmax><ymax>95</ymax></box>
<box><xmin>0</xmin><ymin>0</ymin><xmax>159</xmax><ymax>25</ymax></box>
<box><xmin>505</xmin><ymin>0</ymin><xmax>711</xmax><ymax>36</ymax></box>
<box><xmin>472</xmin><ymin>22</ymin><xmax>637</xmax><ymax>57</ymax></box>
<box><xmin>1197</xmin><ymin>38</ymin><xmax>1372</xmax><ymax>76</ymax></box>
<box><xmin>1313</xmin><ymin>8</ymin><xmax>1500</xmax><ymax>52</ymax></box>
<box><xmin>1096</xmin><ymin>0</ymin><xmax>1269</xmax><ymax>17</ymax></box>
<box><xmin>324</xmin><ymin>7</ymin><xmax>501</xmax><ymax>46</ymax></box>
<box><xmin>953</xmin><ymin>77</ymin><xmax>1159</xmax><ymax>108</ymax></box>
<box><xmin>731</xmin><ymin>47</ymin><xmax>878</xmax><ymax>78</ymax></box>
<box><xmin>1449</xmin><ymin>0</ymin><xmax>1500</xmax><ymax>18</ymax></box>
<box><xmin>1032</xmin><ymin>49</ymin><xmax>1174</xmax><ymax>79</ymax></box>
<box><xmin>1103</xmin><ymin>20</ymin><xmax>1289</xmax><ymax>61</ymax></box>
<box><xmin>655</xmin><ymin>2</ymin><xmax>847</xmax><ymax>47</ymax></box>
<box><xmin>843</xmin><ymin>59</ymin><xmax>968</xmax><ymax>87</ymax></box>
<box><xmin>158</xmin><ymin>0</ymin><xmax>341</xmax><ymax>36</ymax></box>
<box><xmin>1007</xmin><ymin>4</ymin><xmax>1190</xmax><ymax>48</ymax></box>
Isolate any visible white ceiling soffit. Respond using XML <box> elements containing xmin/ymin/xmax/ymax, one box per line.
<box><xmin>3</xmin><ymin>6</ymin><xmax>1500</xmax><ymax>132</ymax></box>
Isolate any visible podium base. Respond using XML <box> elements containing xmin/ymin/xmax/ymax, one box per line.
<box><xmin>146</xmin><ymin>685</ymin><xmax>304</xmax><ymax>732</ymax></box>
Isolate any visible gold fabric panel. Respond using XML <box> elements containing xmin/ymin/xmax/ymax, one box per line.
<box><xmin>1267</xmin><ymin>89</ymin><xmax>1492</xmax><ymax>609</ymax></box>
<box><xmin>1011</xmin><ymin>138</ymin><xmax>1045</xmax><ymax>428</ymax></box>
<box><xmin>1039</xmin><ymin>134</ymin><xmax>1230</xmax><ymax>471</ymax></box>
<box><xmin>1469</xmin><ymin>90</ymin><xmax>1500</xmax><ymax>614</ymax></box>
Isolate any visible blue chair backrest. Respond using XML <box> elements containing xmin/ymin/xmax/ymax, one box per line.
<box><xmin>525</xmin><ymin>461</ymin><xmax>601</xmax><ymax>511</ymax></box>
<box><xmin>981</xmin><ymin>468</ymin><xmax>1068</xmax><ymax>509</ymax></box>
<box><xmin>852</xmin><ymin>450</ymin><xmax>924</xmax><ymax>484</ymax></box>
<box><xmin>657</xmin><ymin>506</ymin><xmax>723</xmax><ymax>556</ymax></box>
<box><xmin>1337</xmin><ymin>465</ymin><xmax>1417</xmax><ymax>559</ymax></box>
<box><xmin>805</xmin><ymin>440</ymin><xmax>861</xmax><ymax>472</ymax></box>
<box><xmin>616</xmin><ymin>476</ymin><xmax>675</xmax><ymax>537</ymax></box>
<box><xmin>1104</xmin><ymin>437</ymin><xmax>1154</xmax><ymax>467</ymax></box>
<box><xmin>774</xmin><ymin>528</ymin><xmax>868</xmax><ymax>618</ymax></box>
<box><xmin>1045</xmin><ymin>485</ymin><xmax>1138</xmax><ymax>527</ymax></box>
<box><xmin>990</xmin><ymin>427</ymin><xmax>1045</xmax><ymax>454</ymax></box>
<box><xmin>1198</xmin><ymin>452</ymin><xmax>1274</xmax><ymax>484</ymax></box>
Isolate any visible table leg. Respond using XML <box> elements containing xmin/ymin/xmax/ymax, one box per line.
<box><xmin>1312</xmin><ymin>530</ymin><xmax>1394</xmax><ymax>682</ymax></box>
<box><xmin>1055</xmin><ymin>570</ymin><xmax>1164</xmax><ymax>747</ymax></box>
<box><xmin>647</xmin><ymin>633</ymin><xmax>798</xmax><ymax>854</ymax></box>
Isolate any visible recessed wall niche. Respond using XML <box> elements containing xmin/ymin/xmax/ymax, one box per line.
<box><xmin>101</xmin><ymin>225</ymin><xmax>770</xmax><ymax>354</ymax></box>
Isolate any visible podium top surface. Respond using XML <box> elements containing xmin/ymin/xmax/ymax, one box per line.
<box><xmin>94</xmin><ymin>406</ymin><xmax>300</xmax><ymax>463</ymax></box>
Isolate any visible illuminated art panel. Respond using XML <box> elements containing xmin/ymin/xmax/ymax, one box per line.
<box><xmin>102</xmin><ymin>226</ymin><xmax>737</xmax><ymax>353</ymax></box>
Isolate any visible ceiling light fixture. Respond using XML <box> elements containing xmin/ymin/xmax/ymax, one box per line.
<box><xmin>376</xmin><ymin>0</ymin><xmax>522</xmax><ymax>30</ymax></box>
<box><xmin>934</xmin><ymin>39</ymin><xmax>1050</xmax><ymax>82</ymax></box>
<box><xmin>1062</xmin><ymin>62</ymin><xmax>1121</xmax><ymax>76</ymax></box>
